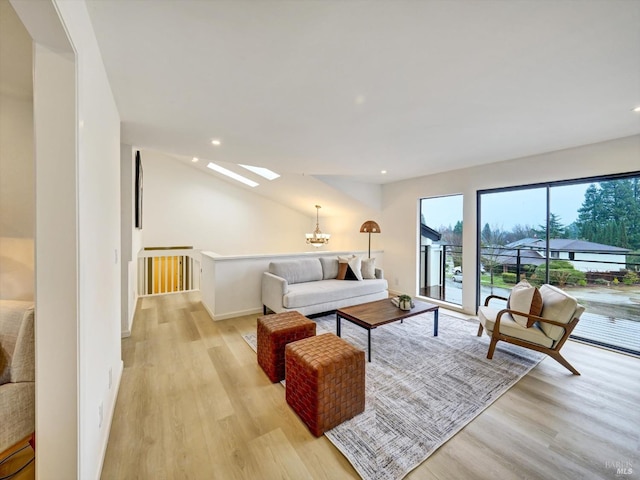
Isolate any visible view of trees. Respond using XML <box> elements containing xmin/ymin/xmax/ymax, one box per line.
<box><xmin>575</xmin><ymin>179</ymin><xmax>640</xmax><ymax>250</ymax></box>
<box><xmin>474</xmin><ymin>179</ymin><xmax>640</xmax><ymax>251</ymax></box>
<box><xmin>426</xmin><ymin>176</ymin><xmax>640</xmax><ymax>282</ymax></box>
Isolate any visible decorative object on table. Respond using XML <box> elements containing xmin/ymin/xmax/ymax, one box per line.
<box><xmin>392</xmin><ymin>294</ymin><xmax>414</xmax><ymax>310</ymax></box>
<box><xmin>359</xmin><ymin>220</ymin><xmax>381</xmax><ymax>258</ymax></box>
<box><xmin>305</xmin><ymin>205</ymin><xmax>331</xmax><ymax>247</ymax></box>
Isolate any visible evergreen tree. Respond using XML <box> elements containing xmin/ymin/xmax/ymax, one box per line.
<box><xmin>575</xmin><ymin>179</ymin><xmax>640</xmax><ymax>249</ymax></box>
<box><xmin>534</xmin><ymin>213</ymin><xmax>566</xmax><ymax>239</ymax></box>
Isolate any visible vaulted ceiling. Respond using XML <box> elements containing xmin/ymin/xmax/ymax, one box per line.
<box><xmin>5</xmin><ymin>1</ymin><xmax>640</xmax><ymax>216</ymax></box>
<box><xmin>85</xmin><ymin>1</ymin><xmax>640</xmax><ymax>185</ymax></box>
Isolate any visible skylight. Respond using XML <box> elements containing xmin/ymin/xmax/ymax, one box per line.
<box><xmin>206</xmin><ymin>162</ymin><xmax>259</xmax><ymax>187</ymax></box>
<box><xmin>238</xmin><ymin>164</ymin><xmax>280</xmax><ymax>180</ymax></box>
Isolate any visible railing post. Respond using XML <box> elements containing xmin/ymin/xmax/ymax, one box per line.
<box><xmin>441</xmin><ymin>245</ymin><xmax>447</xmax><ymax>300</ymax></box>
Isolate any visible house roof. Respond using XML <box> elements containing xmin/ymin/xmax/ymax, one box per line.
<box><xmin>482</xmin><ymin>246</ymin><xmax>546</xmax><ymax>266</ymax></box>
<box><xmin>505</xmin><ymin>238</ymin><xmax>630</xmax><ymax>253</ymax></box>
<box><xmin>420</xmin><ymin>224</ymin><xmax>442</xmax><ymax>242</ymax></box>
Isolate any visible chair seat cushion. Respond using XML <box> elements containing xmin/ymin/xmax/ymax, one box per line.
<box><xmin>478</xmin><ymin>306</ymin><xmax>553</xmax><ymax>348</ymax></box>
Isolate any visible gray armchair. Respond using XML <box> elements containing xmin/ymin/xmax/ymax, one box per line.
<box><xmin>0</xmin><ymin>300</ymin><xmax>35</xmax><ymax>459</ymax></box>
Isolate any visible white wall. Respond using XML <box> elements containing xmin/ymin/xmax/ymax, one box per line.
<box><xmin>15</xmin><ymin>0</ymin><xmax>123</xmax><ymax>478</ymax></box>
<box><xmin>32</xmin><ymin>41</ymin><xmax>78</xmax><ymax>480</ymax></box>
<box><xmin>140</xmin><ymin>149</ymin><xmax>380</xmax><ymax>255</ymax></box>
<box><xmin>0</xmin><ymin>93</ymin><xmax>34</xmax><ymax>300</ymax></box>
<box><xmin>382</xmin><ymin>134</ymin><xmax>640</xmax><ymax>314</ymax></box>
<box><xmin>54</xmin><ymin>2</ymin><xmax>123</xmax><ymax>478</ymax></box>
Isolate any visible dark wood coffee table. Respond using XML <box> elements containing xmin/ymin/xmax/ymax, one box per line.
<box><xmin>336</xmin><ymin>298</ymin><xmax>439</xmax><ymax>362</ymax></box>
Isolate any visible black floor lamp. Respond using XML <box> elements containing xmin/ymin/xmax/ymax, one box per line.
<box><xmin>359</xmin><ymin>220</ymin><xmax>381</xmax><ymax>258</ymax></box>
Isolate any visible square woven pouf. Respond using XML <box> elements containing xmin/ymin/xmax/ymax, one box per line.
<box><xmin>257</xmin><ymin>311</ymin><xmax>316</xmax><ymax>383</ymax></box>
<box><xmin>285</xmin><ymin>333</ymin><xmax>365</xmax><ymax>437</ymax></box>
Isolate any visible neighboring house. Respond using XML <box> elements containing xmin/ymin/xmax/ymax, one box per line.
<box><xmin>504</xmin><ymin>238</ymin><xmax>630</xmax><ymax>272</ymax></box>
<box><xmin>419</xmin><ymin>223</ymin><xmax>443</xmax><ymax>291</ymax></box>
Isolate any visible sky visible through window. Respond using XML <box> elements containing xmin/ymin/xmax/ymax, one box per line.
<box><xmin>422</xmin><ymin>184</ymin><xmax>589</xmax><ymax>231</ymax></box>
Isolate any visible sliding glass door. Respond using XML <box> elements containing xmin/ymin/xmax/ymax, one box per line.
<box><xmin>478</xmin><ymin>173</ymin><xmax>640</xmax><ymax>355</ymax></box>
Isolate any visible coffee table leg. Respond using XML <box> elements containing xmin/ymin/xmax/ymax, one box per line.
<box><xmin>337</xmin><ymin>314</ymin><xmax>341</xmax><ymax>337</ymax></box>
<box><xmin>368</xmin><ymin>330</ymin><xmax>372</xmax><ymax>362</ymax></box>
<box><xmin>434</xmin><ymin>309</ymin><xmax>439</xmax><ymax>336</ymax></box>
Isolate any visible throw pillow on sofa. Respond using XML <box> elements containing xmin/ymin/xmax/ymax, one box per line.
<box><xmin>345</xmin><ymin>256</ymin><xmax>363</xmax><ymax>281</ymax></box>
<box><xmin>361</xmin><ymin>257</ymin><xmax>376</xmax><ymax>279</ymax></box>
<box><xmin>337</xmin><ymin>255</ymin><xmax>352</xmax><ymax>280</ymax></box>
<box><xmin>507</xmin><ymin>280</ymin><xmax>543</xmax><ymax>328</ymax></box>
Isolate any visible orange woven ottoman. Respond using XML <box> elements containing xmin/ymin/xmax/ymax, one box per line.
<box><xmin>285</xmin><ymin>333</ymin><xmax>365</xmax><ymax>437</ymax></box>
<box><xmin>257</xmin><ymin>311</ymin><xmax>316</xmax><ymax>383</ymax></box>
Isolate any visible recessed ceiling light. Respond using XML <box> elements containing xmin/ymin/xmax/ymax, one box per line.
<box><xmin>381</xmin><ymin>170</ymin><xmax>387</xmax><ymax>174</ymax></box>
<box><xmin>211</xmin><ymin>139</ymin><xmax>222</xmax><ymax>146</ymax></box>
<box><xmin>238</xmin><ymin>164</ymin><xmax>280</xmax><ymax>180</ymax></box>
<box><xmin>192</xmin><ymin>157</ymin><xmax>199</xmax><ymax>163</ymax></box>
<box><xmin>207</xmin><ymin>162</ymin><xmax>258</xmax><ymax>187</ymax></box>
<box><xmin>633</xmin><ymin>106</ymin><xmax>640</xmax><ymax>113</ymax></box>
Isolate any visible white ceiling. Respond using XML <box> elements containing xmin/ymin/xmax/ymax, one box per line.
<box><xmin>6</xmin><ymin>1</ymin><xmax>640</xmax><ymax>216</ymax></box>
<box><xmin>85</xmin><ymin>0</ymin><xmax>640</xmax><ymax>185</ymax></box>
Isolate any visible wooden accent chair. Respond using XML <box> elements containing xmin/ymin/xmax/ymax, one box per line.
<box><xmin>477</xmin><ymin>284</ymin><xmax>585</xmax><ymax>375</ymax></box>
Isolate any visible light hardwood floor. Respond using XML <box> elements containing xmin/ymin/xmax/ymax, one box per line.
<box><xmin>89</xmin><ymin>292</ymin><xmax>637</xmax><ymax>480</ymax></box>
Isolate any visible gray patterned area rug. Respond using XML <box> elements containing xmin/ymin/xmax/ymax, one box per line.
<box><xmin>244</xmin><ymin>312</ymin><xmax>544</xmax><ymax>480</ymax></box>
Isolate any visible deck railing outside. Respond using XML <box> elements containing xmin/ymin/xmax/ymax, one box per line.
<box><xmin>420</xmin><ymin>244</ymin><xmax>639</xmax><ymax>355</ymax></box>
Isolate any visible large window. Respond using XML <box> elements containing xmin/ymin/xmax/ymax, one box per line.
<box><xmin>419</xmin><ymin>195</ymin><xmax>463</xmax><ymax>306</ymax></box>
<box><xmin>478</xmin><ymin>173</ymin><xmax>640</xmax><ymax>355</ymax></box>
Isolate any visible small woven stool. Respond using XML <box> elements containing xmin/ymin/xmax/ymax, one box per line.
<box><xmin>257</xmin><ymin>311</ymin><xmax>316</xmax><ymax>383</ymax></box>
<box><xmin>285</xmin><ymin>333</ymin><xmax>365</xmax><ymax>437</ymax></box>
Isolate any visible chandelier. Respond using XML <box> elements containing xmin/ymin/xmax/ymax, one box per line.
<box><xmin>306</xmin><ymin>205</ymin><xmax>331</xmax><ymax>247</ymax></box>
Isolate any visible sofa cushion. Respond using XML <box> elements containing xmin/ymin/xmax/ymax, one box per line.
<box><xmin>478</xmin><ymin>306</ymin><xmax>553</xmax><ymax>348</ymax></box>
<box><xmin>269</xmin><ymin>259</ymin><xmax>323</xmax><ymax>284</ymax></box>
<box><xmin>539</xmin><ymin>284</ymin><xmax>579</xmax><ymax>342</ymax></box>
<box><xmin>507</xmin><ymin>280</ymin><xmax>543</xmax><ymax>328</ymax></box>
<box><xmin>283</xmin><ymin>279</ymin><xmax>387</xmax><ymax>309</ymax></box>
<box><xmin>319</xmin><ymin>257</ymin><xmax>339</xmax><ymax>280</ymax></box>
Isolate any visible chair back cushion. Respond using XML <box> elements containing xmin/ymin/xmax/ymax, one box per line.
<box><xmin>539</xmin><ymin>284</ymin><xmax>579</xmax><ymax>341</ymax></box>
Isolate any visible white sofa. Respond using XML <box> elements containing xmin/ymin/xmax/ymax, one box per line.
<box><xmin>262</xmin><ymin>257</ymin><xmax>388</xmax><ymax>316</ymax></box>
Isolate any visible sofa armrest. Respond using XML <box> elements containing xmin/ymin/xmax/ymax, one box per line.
<box><xmin>375</xmin><ymin>267</ymin><xmax>384</xmax><ymax>279</ymax></box>
<box><xmin>262</xmin><ymin>272</ymin><xmax>288</xmax><ymax>313</ymax></box>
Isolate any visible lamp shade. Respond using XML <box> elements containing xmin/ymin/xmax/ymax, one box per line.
<box><xmin>360</xmin><ymin>221</ymin><xmax>381</xmax><ymax>234</ymax></box>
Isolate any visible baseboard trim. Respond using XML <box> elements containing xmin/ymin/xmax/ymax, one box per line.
<box><xmin>95</xmin><ymin>359</ymin><xmax>123</xmax><ymax>480</ymax></box>
<box><xmin>212</xmin><ymin>307</ymin><xmax>262</xmax><ymax>321</ymax></box>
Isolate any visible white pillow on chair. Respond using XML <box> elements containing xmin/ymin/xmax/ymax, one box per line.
<box><xmin>507</xmin><ymin>280</ymin><xmax>543</xmax><ymax>328</ymax></box>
